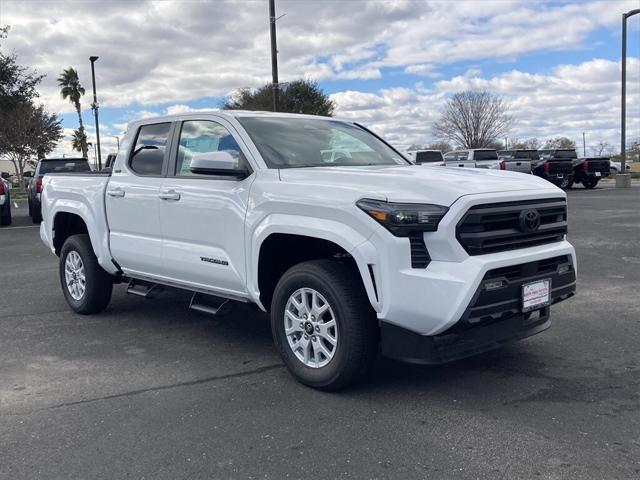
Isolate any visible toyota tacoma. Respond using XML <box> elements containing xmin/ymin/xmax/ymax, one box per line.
<box><xmin>39</xmin><ymin>112</ymin><xmax>577</xmax><ymax>389</ymax></box>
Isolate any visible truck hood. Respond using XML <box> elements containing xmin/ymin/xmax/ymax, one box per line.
<box><xmin>279</xmin><ymin>165</ymin><xmax>560</xmax><ymax>206</ymax></box>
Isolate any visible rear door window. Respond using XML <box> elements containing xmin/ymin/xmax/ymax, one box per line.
<box><xmin>129</xmin><ymin>123</ymin><xmax>172</xmax><ymax>176</ymax></box>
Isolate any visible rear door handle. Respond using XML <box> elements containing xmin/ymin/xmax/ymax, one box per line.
<box><xmin>159</xmin><ymin>190</ymin><xmax>180</xmax><ymax>201</ymax></box>
<box><xmin>107</xmin><ymin>188</ymin><xmax>125</xmax><ymax>198</ymax></box>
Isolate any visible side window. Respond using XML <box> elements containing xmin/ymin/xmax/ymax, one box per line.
<box><xmin>129</xmin><ymin>123</ymin><xmax>171</xmax><ymax>176</ymax></box>
<box><xmin>444</xmin><ymin>153</ymin><xmax>455</xmax><ymax>161</ymax></box>
<box><xmin>458</xmin><ymin>151</ymin><xmax>469</xmax><ymax>161</ymax></box>
<box><xmin>176</xmin><ymin>120</ymin><xmax>248</xmax><ymax>176</ymax></box>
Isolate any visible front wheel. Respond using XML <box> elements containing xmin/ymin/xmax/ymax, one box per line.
<box><xmin>270</xmin><ymin>259</ymin><xmax>378</xmax><ymax>390</ymax></box>
<box><xmin>582</xmin><ymin>177</ymin><xmax>599</xmax><ymax>189</ymax></box>
<box><xmin>59</xmin><ymin>234</ymin><xmax>113</xmax><ymax>314</ymax></box>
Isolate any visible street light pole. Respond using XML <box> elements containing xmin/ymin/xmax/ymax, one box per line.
<box><xmin>619</xmin><ymin>8</ymin><xmax>640</xmax><ymax>187</ymax></box>
<box><xmin>269</xmin><ymin>0</ymin><xmax>279</xmax><ymax>112</ymax></box>
<box><xmin>89</xmin><ymin>56</ymin><xmax>102</xmax><ymax>170</ymax></box>
<box><xmin>582</xmin><ymin>132</ymin><xmax>586</xmax><ymax>157</ymax></box>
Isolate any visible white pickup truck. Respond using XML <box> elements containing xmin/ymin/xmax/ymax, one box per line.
<box><xmin>40</xmin><ymin>111</ymin><xmax>577</xmax><ymax>389</ymax></box>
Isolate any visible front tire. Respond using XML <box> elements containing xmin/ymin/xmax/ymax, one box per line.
<box><xmin>270</xmin><ymin>259</ymin><xmax>378</xmax><ymax>390</ymax></box>
<box><xmin>59</xmin><ymin>234</ymin><xmax>113</xmax><ymax>314</ymax></box>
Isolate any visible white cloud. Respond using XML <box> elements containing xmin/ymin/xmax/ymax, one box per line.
<box><xmin>3</xmin><ymin>0</ymin><xmax>638</xmax><ymax>115</ymax></box>
<box><xmin>334</xmin><ymin>57</ymin><xmax>640</xmax><ymax>151</ymax></box>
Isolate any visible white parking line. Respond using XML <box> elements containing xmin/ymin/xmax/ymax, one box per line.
<box><xmin>0</xmin><ymin>225</ymin><xmax>39</xmax><ymax>230</ymax></box>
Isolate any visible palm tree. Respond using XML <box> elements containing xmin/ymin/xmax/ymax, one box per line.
<box><xmin>57</xmin><ymin>67</ymin><xmax>88</xmax><ymax>158</ymax></box>
<box><xmin>70</xmin><ymin>128</ymin><xmax>87</xmax><ymax>153</ymax></box>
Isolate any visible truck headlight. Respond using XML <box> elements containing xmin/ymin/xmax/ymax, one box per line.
<box><xmin>356</xmin><ymin>199</ymin><xmax>448</xmax><ymax>236</ymax></box>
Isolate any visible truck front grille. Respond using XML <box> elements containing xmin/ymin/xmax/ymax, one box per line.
<box><xmin>456</xmin><ymin>198</ymin><xmax>567</xmax><ymax>255</ymax></box>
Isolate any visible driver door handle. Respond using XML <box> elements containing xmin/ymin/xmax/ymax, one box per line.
<box><xmin>158</xmin><ymin>189</ymin><xmax>181</xmax><ymax>201</ymax></box>
<box><xmin>107</xmin><ymin>188</ymin><xmax>125</xmax><ymax>198</ymax></box>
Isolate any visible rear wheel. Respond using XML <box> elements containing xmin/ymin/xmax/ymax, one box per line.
<box><xmin>582</xmin><ymin>177</ymin><xmax>599</xmax><ymax>189</ymax></box>
<box><xmin>59</xmin><ymin>234</ymin><xmax>113</xmax><ymax>314</ymax></box>
<box><xmin>0</xmin><ymin>206</ymin><xmax>11</xmax><ymax>226</ymax></box>
<box><xmin>270</xmin><ymin>259</ymin><xmax>378</xmax><ymax>390</ymax></box>
<box><xmin>559</xmin><ymin>176</ymin><xmax>572</xmax><ymax>189</ymax></box>
<box><xmin>31</xmin><ymin>207</ymin><xmax>42</xmax><ymax>224</ymax></box>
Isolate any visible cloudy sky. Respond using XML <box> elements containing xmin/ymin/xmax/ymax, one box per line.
<box><xmin>1</xmin><ymin>0</ymin><xmax>639</xmax><ymax>162</ymax></box>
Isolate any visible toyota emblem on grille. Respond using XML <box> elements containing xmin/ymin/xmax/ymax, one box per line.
<box><xmin>519</xmin><ymin>209</ymin><xmax>541</xmax><ymax>232</ymax></box>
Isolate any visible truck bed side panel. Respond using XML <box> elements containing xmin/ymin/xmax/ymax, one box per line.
<box><xmin>41</xmin><ymin>173</ymin><xmax>118</xmax><ymax>274</ymax></box>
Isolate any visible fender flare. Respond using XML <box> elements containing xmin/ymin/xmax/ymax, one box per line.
<box><xmin>247</xmin><ymin>214</ymin><xmax>381</xmax><ymax>312</ymax></box>
<box><xmin>50</xmin><ymin>201</ymin><xmax>119</xmax><ymax>275</ymax></box>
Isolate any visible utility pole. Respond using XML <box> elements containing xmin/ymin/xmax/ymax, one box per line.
<box><xmin>619</xmin><ymin>8</ymin><xmax>640</xmax><ymax>187</ymax></box>
<box><xmin>582</xmin><ymin>132</ymin><xmax>586</xmax><ymax>156</ymax></box>
<box><xmin>504</xmin><ymin>138</ymin><xmax>508</xmax><ymax>150</ymax></box>
<box><xmin>269</xmin><ymin>0</ymin><xmax>279</xmax><ymax>112</ymax></box>
<box><xmin>89</xmin><ymin>56</ymin><xmax>102</xmax><ymax>170</ymax></box>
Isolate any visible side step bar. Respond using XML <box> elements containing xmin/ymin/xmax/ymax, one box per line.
<box><xmin>189</xmin><ymin>292</ymin><xmax>231</xmax><ymax>316</ymax></box>
<box><xmin>127</xmin><ymin>279</ymin><xmax>163</xmax><ymax>299</ymax></box>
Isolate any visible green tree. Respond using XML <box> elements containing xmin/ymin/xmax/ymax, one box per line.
<box><xmin>1</xmin><ymin>25</ymin><xmax>61</xmax><ymax>184</ymax></box>
<box><xmin>223</xmin><ymin>79</ymin><xmax>335</xmax><ymax>116</ymax></box>
<box><xmin>433</xmin><ymin>91</ymin><xmax>513</xmax><ymax>149</ymax></box>
<box><xmin>543</xmin><ymin>136</ymin><xmax>576</xmax><ymax>150</ymax></box>
<box><xmin>0</xmin><ymin>101</ymin><xmax>63</xmax><ymax>181</ymax></box>
<box><xmin>57</xmin><ymin>67</ymin><xmax>88</xmax><ymax>158</ymax></box>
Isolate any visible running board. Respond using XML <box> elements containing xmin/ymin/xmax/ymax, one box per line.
<box><xmin>127</xmin><ymin>279</ymin><xmax>163</xmax><ymax>299</ymax></box>
<box><xmin>189</xmin><ymin>292</ymin><xmax>230</xmax><ymax>316</ymax></box>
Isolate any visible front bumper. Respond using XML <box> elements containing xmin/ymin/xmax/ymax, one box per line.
<box><xmin>381</xmin><ymin>254</ymin><xmax>576</xmax><ymax>364</ymax></box>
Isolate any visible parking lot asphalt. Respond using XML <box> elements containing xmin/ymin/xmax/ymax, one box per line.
<box><xmin>1</xmin><ymin>185</ymin><xmax>639</xmax><ymax>480</ymax></box>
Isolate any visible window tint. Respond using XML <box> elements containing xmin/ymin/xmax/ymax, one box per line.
<box><xmin>176</xmin><ymin>120</ymin><xmax>247</xmax><ymax>176</ymax></box>
<box><xmin>39</xmin><ymin>160</ymin><xmax>91</xmax><ymax>174</ymax></box>
<box><xmin>237</xmin><ymin>117</ymin><xmax>406</xmax><ymax>168</ymax></box>
<box><xmin>130</xmin><ymin>123</ymin><xmax>171</xmax><ymax>176</ymax></box>
<box><xmin>415</xmin><ymin>151</ymin><xmax>443</xmax><ymax>164</ymax></box>
<box><xmin>474</xmin><ymin>150</ymin><xmax>498</xmax><ymax>161</ymax></box>
<box><xmin>458</xmin><ymin>152</ymin><xmax>469</xmax><ymax>161</ymax></box>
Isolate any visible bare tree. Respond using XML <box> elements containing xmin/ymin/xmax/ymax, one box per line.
<box><xmin>543</xmin><ymin>136</ymin><xmax>576</xmax><ymax>149</ymax></box>
<box><xmin>510</xmin><ymin>138</ymin><xmax>541</xmax><ymax>150</ymax></box>
<box><xmin>433</xmin><ymin>91</ymin><xmax>513</xmax><ymax>149</ymax></box>
<box><xmin>589</xmin><ymin>141</ymin><xmax>614</xmax><ymax>157</ymax></box>
<box><xmin>427</xmin><ymin>141</ymin><xmax>453</xmax><ymax>153</ymax></box>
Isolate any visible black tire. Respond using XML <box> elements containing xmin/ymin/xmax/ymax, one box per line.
<box><xmin>559</xmin><ymin>176</ymin><xmax>572</xmax><ymax>190</ymax></box>
<box><xmin>270</xmin><ymin>259</ymin><xmax>378</xmax><ymax>390</ymax></box>
<box><xmin>59</xmin><ymin>234</ymin><xmax>113</xmax><ymax>314</ymax></box>
<box><xmin>582</xmin><ymin>177</ymin><xmax>599</xmax><ymax>189</ymax></box>
<box><xmin>32</xmin><ymin>206</ymin><xmax>42</xmax><ymax>224</ymax></box>
<box><xmin>0</xmin><ymin>205</ymin><xmax>10</xmax><ymax>226</ymax></box>
<box><xmin>28</xmin><ymin>199</ymin><xmax>33</xmax><ymax>217</ymax></box>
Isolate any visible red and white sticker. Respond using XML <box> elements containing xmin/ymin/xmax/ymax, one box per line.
<box><xmin>522</xmin><ymin>279</ymin><xmax>551</xmax><ymax>312</ymax></box>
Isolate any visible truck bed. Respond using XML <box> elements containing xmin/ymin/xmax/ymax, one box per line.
<box><xmin>40</xmin><ymin>172</ymin><xmax>113</xmax><ymax>270</ymax></box>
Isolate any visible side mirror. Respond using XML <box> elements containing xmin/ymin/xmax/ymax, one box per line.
<box><xmin>189</xmin><ymin>151</ymin><xmax>249</xmax><ymax>178</ymax></box>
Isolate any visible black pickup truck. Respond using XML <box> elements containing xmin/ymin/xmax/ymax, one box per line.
<box><xmin>570</xmin><ymin>156</ymin><xmax>610</xmax><ymax>189</ymax></box>
<box><xmin>535</xmin><ymin>149</ymin><xmax>575</xmax><ymax>189</ymax></box>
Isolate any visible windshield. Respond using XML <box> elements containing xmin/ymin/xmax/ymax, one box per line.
<box><xmin>39</xmin><ymin>160</ymin><xmax>91</xmax><ymax>174</ymax></box>
<box><xmin>237</xmin><ymin>117</ymin><xmax>407</xmax><ymax>168</ymax></box>
<box><xmin>415</xmin><ymin>151</ymin><xmax>443</xmax><ymax>164</ymax></box>
<box><xmin>474</xmin><ymin>150</ymin><xmax>498</xmax><ymax>160</ymax></box>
